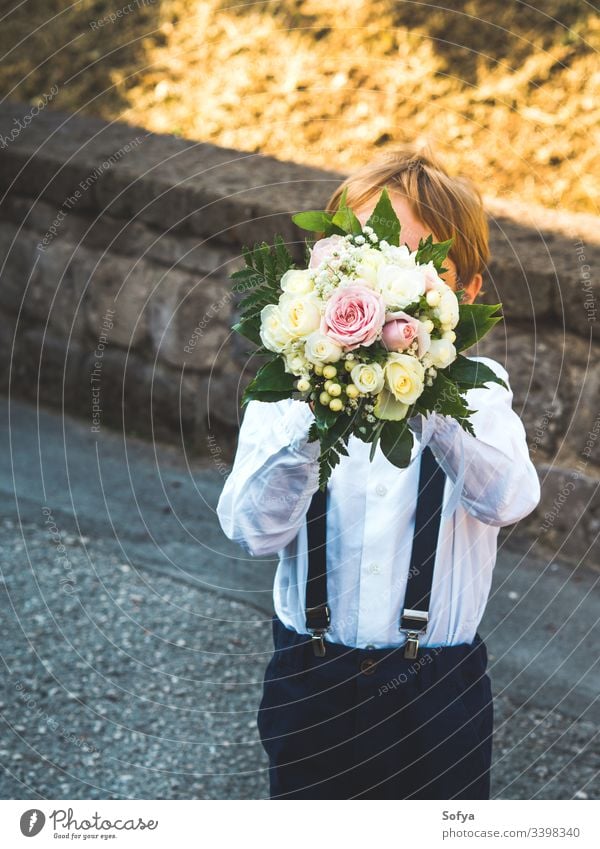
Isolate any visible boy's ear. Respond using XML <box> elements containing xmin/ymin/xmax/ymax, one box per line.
<box><xmin>462</xmin><ymin>272</ymin><xmax>483</xmax><ymax>303</ymax></box>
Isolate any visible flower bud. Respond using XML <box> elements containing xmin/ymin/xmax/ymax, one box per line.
<box><xmin>345</xmin><ymin>384</ymin><xmax>360</xmax><ymax>399</ymax></box>
<box><xmin>322</xmin><ymin>365</ymin><xmax>337</xmax><ymax>379</ymax></box>
<box><xmin>319</xmin><ymin>391</ymin><xmax>331</xmax><ymax>405</ymax></box>
<box><xmin>296</xmin><ymin>378</ymin><xmax>311</xmax><ymax>392</ymax></box>
<box><xmin>329</xmin><ymin>398</ymin><xmax>343</xmax><ymax>412</ymax></box>
<box><xmin>328</xmin><ymin>383</ymin><xmax>342</xmax><ymax>397</ymax></box>
<box><xmin>426</xmin><ymin>289</ymin><xmax>441</xmax><ymax>307</ymax></box>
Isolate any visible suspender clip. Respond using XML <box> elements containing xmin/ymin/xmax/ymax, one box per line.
<box><xmin>306</xmin><ymin>604</ymin><xmax>331</xmax><ymax>657</ymax></box>
<box><xmin>310</xmin><ymin>630</ymin><xmax>328</xmax><ymax>657</ymax></box>
<box><xmin>404</xmin><ymin>632</ymin><xmax>420</xmax><ymax>659</ymax></box>
<box><xmin>401</xmin><ymin>609</ymin><xmax>428</xmax><ymax>659</ymax></box>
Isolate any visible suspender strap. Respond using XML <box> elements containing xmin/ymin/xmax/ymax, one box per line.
<box><xmin>400</xmin><ymin>445</ymin><xmax>446</xmax><ymax>657</ymax></box>
<box><xmin>304</xmin><ymin>486</ymin><xmax>330</xmax><ymax>656</ymax></box>
<box><xmin>304</xmin><ymin>445</ymin><xmax>446</xmax><ymax>658</ymax></box>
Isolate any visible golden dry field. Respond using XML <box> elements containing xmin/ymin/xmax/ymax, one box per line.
<box><xmin>1</xmin><ymin>0</ymin><xmax>598</xmax><ymax>212</ymax></box>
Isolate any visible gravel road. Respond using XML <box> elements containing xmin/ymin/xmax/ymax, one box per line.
<box><xmin>0</xmin><ymin>398</ymin><xmax>598</xmax><ymax>799</ymax></box>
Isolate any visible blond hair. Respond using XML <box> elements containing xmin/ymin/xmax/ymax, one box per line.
<box><xmin>324</xmin><ymin>146</ymin><xmax>490</xmax><ymax>287</ymax></box>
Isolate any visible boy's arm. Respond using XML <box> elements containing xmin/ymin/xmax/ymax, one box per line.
<box><xmin>410</xmin><ymin>357</ymin><xmax>541</xmax><ymax>527</ymax></box>
<box><xmin>216</xmin><ymin>398</ymin><xmax>320</xmax><ymax>557</ymax></box>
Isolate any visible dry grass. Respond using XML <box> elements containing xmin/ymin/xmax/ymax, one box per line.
<box><xmin>1</xmin><ymin>0</ymin><xmax>598</xmax><ymax>212</ymax></box>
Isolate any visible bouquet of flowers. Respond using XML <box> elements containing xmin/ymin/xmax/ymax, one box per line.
<box><xmin>230</xmin><ymin>188</ymin><xmax>505</xmax><ymax>488</ymax></box>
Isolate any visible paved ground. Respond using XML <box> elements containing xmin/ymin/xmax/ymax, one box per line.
<box><xmin>0</xmin><ymin>397</ymin><xmax>598</xmax><ymax>799</ymax></box>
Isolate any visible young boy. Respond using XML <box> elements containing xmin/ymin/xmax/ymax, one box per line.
<box><xmin>216</xmin><ymin>148</ymin><xmax>541</xmax><ymax>800</ymax></box>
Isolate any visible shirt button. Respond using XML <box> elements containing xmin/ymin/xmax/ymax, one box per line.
<box><xmin>367</xmin><ymin>562</ymin><xmax>381</xmax><ymax>575</ymax></box>
<box><xmin>375</xmin><ymin>484</ymin><xmax>387</xmax><ymax>497</ymax></box>
<box><xmin>365</xmin><ymin>644</ymin><xmax>376</xmax><ymax>650</ymax></box>
<box><xmin>360</xmin><ymin>658</ymin><xmax>377</xmax><ymax>675</ymax></box>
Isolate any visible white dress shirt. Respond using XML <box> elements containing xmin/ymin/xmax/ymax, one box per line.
<box><xmin>216</xmin><ymin>356</ymin><xmax>541</xmax><ymax>649</ymax></box>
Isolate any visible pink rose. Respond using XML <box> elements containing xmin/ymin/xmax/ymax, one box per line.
<box><xmin>308</xmin><ymin>235</ymin><xmax>346</xmax><ymax>269</ymax></box>
<box><xmin>381</xmin><ymin>311</ymin><xmax>419</xmax><ymax>351</ymax></box>
<box><xmin>383</xmin><ymin>310</ymin><xmax>431</xmax><ymax>357</ymax></box>
<box><xmin>322</xmin><ymin>284</ymin><xmax>385</xmax><ymax>350</ymax></box>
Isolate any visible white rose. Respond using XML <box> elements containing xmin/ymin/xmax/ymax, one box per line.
<box><xmin>259</xmin><ymin>303</ymin><xmax>293</xmax><ymax>352</ymax></box>
<box><xmin>423</xmin><ymin>338</ymin><xmax>457</xmax><ymax>369</ymax></box>
<box><xmin>353</xmin><ymin>247</ymin><xmax>386</xmax><ymax>287</ymax></box>
<box><xmin>280</xmin><ymin>268</ymin><xmax>315</xmax><ymax>295</ymax></box>
<box><xmin>384</xmin><ymin>352</ymin><xmax>425</xmax><ymax>405</ymax></box>
<box><xmin>304</xmin><ymin>331</ymin><xmax>343</xmax><ymax>364</ymax></box>
<box><xmin>435</xmin><ymin>285</ymin><xmax>460</xmax><ymax>329</ymax></box>
<box><xmin>381</xmin><ymin>243</ymin><xmax>416</xmax><ymax>268</ymax></box>
<box><xmin>377</xmin><ymin>264</ymin><xmax>426</xmax><ymax>309</ymax></box>
<box><xmin>279</xmin><ymin>292</ymin><xmax>322</xmax><ymax>339</ymax></box>
<box><xmin>350</xmin><ymin>362</ymin><xmax>385</xmax><ymax>394</ymax></box>
<box><xmin>284</xmin><ymin>349</ymin><xmax>310</xmax><ymax>376</ymax></box>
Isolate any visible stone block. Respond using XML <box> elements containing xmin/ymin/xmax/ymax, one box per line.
<box><xmin>522</xmin><ymin>463</ymin><xmax>600</xmax><ymax>567</ymax></box>
<box><xmin>474</xmin><ymin>325</ymin><xmax>596</xmax><ymax>462</ymax></box>
<box><xmin>82</xmin><ymin>251</ymin><xmax>167</xmax><ymax>349</ymax></box>
<box><xmin>149</xmin><ymin>269</ymin><xmax>230</xmax><ymax>371</ymax></box>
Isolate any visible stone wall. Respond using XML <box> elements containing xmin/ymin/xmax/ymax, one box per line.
<box><xmin>0</xmin><ymin>102</ymin><xmax>598</xmax><ymax>564</ymax></box>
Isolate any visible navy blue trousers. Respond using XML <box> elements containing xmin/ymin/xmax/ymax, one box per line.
<box><xmin>257</xmin><ymin>614</ymin><xmax>493</xmax><ymax>800</ymax></box>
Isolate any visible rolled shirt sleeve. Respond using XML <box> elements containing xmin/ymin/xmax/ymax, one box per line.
<box><xmin>216</xmin><ymin>398</ymin><xmax>320</xmax><ymax>557</ymax></box>
<box><xmin>413</xmin><ymin>356</ymin><xmax>541</xmax><ymax>527</ymax></box>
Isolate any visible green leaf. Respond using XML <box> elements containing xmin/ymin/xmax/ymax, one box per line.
<box><xmin>242</xmin><ymin>389</ymin><xmax>296</xmax><ymax>404</ymax></box>
<box><xmin>331</xmin><ymin>187</ymin><xmax>363</xmax><ymax>235</ymax></box>
<box><xmin>230</xmin><ymin>236</ymin><xmax>297</xmax><ymax>349</ymax></box>
<box><xmin>365</xmin><ymin>187</ymin><xmax>401</xmax><ymax>246</ymax></box>
<box><xmin>273</xmin><ymin>234</ymin><xmax>293</xmax><ymax>271</ymax></box>
<box><xmin>317</xmin><ymin>447</ymin><xmax>341</xmax><ymax>490</ymax></box>
<box><xmin>444</xmin><ymin>354</ymin><xmax>509</xmax><ymax>391</ymax></box>
<box><xmin>414</xmin><ymin>234</ymin><xmax>453</xmax><ymax>275</ymax></box>
<box><xmin>354</xmin><ymin>340</ymin><xmax>389</xmax><ymax>365</ymax></box>
<box><xmin>238</xmin><ymin>285</ymin><xmax>279</xmax><ymax>314</ymax></box>
<box><xmin>292</xmin><ymin>210</ymin><xmax>346</xmax><ymax>236</ymax></box>
<box><xmin>454</xmin><ymin>303</ymin><xmax>504</xmax><ymax>352</ymax></box>
<box><xmin>311</xmin><ymin>398</ymin><xmax>338</xmax><ymax>432</ymax></box>
<box><xmin>307</xmin><ymin>421</ymin><xmax>319</xmax><ymax>443</ymax></box>
<box><xmin>242</xmin><ymin>357</ymin><xmax>296</xmax><ymax>405</ymax></box>
<box><xmin>231</xmin><ymin>318</ymin><xmax>262</xmax><ymax>346</ymax></box>
<box><xmin>380</xmin><ymin>420</ymin><xmax>414</xmax><ymax>468</ymax></box>
<box><xmin>415</xmin><ymin>371</ymin><xmax>475</xmax><ymax>425</ymax></box>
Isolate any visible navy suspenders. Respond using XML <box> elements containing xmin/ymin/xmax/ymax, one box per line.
<box><xmin>304</xmin><ymin>445</ymin><xmax>447</xmax><ymax>658</ymax></box>
<box><xmin>304</xmin><ymin>485</ymin><xmax>330</xmax><ymax>656</ymax></box>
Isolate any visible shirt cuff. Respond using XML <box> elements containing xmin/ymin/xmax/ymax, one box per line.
<box><xmin>412</xmin><ymin>411</ymin><xmax>462</xmax><ymax>443</ymax></box>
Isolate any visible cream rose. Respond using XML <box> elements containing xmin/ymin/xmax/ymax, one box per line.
<box><xmin>423</xmin><ymin>338</ymin><xmax>457</xmax><ymax>369</ymax></box>
<box><xmin>435</xmin><ymin>285</ymin><xmax>460</xmax><ymax>329</ymax></box>
<box><xmin>259</xmin><ymin>304</ymin><xmax>293</xmax><ymax>352</ymax></box>
<box><xmin>377</xmin><ymin>264</ymin><xmax>426</xmax><ymax>309</ymax></box>
<box><xmin>350</xmin><ymin>362</ymin><xmax>385</xmax><ymax>394</ymax></box>
<box><xmin>280</xmin><ymin>268</ymin><xmax>315</xmax><ymax>295</ymax></box>
<box><xmin>384</xmin><ymin>353</ymin><xmax>425</xmax><ymax>405</ymax></box>
<box><xmin>353</xmin><ymin>247</ymin><xmax>386</xmax><ymax>287</ymax></box>
<box><xmin>279</xmin><ymin>292</ymin><xmax>322</xmax><ymax>339</ymax></box>
<box><xmin>381</xmin><ymin>244</ymin><xmax>416</xmax><ymax>268</ymax></box>
<box><xmin>304</xmin><ymin>331</ymin><xmax>343</xmax><ymax>364</ymax></box>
